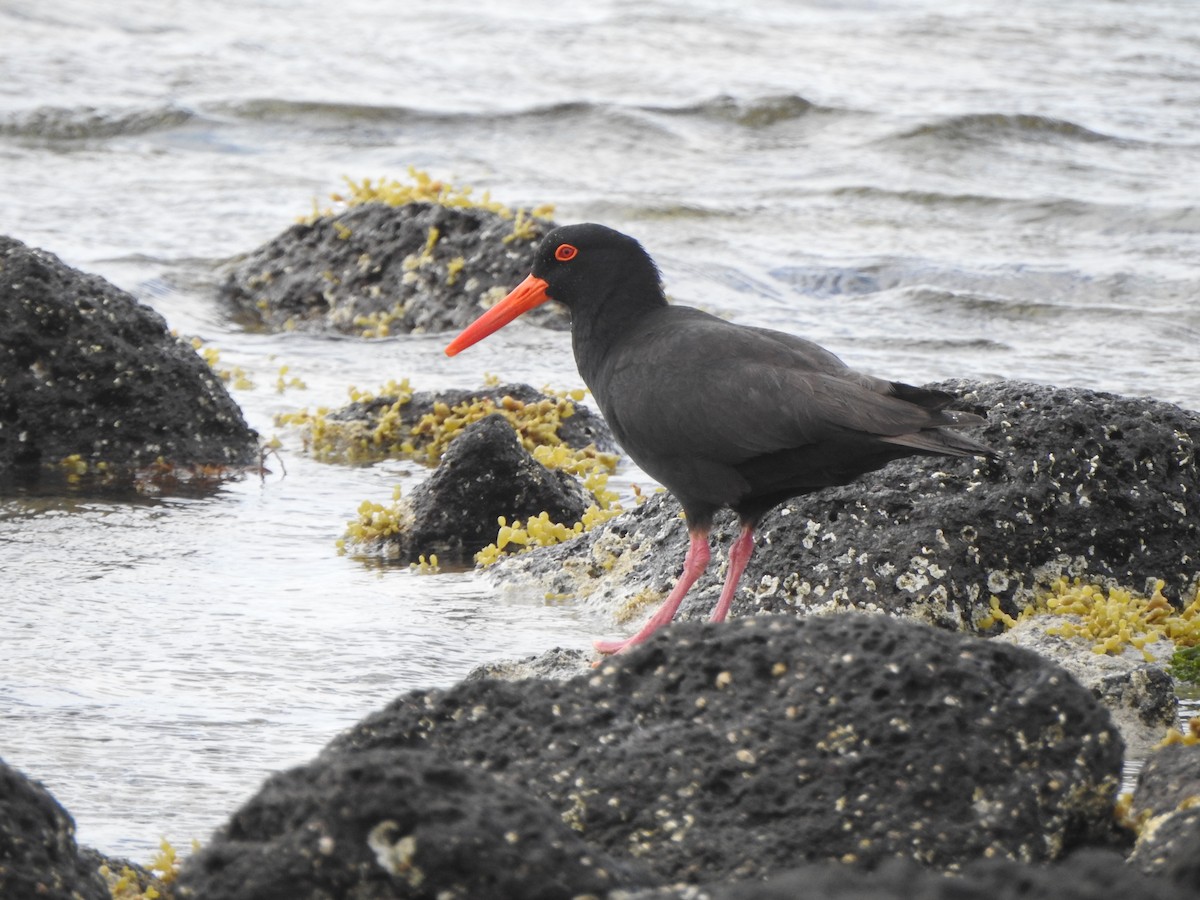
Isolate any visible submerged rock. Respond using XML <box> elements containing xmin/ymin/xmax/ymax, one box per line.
<box><xmin>377</xmin><ymin>414</ymin><xmax>591</xmax><ymax>564</ymax></box>
<box><xmin>0</xmin><ymin>236</ymin><xmax>259</xmax><ymax>489</ymax></box>
<box><xmin>221</xmin><ymin>201</ymin><xmax>567</xmax><ymax>335</ymax></box>
<box><xmin>0</xmin><ymin>759</ymin><xmax>109</xmax><ymax>900</ymax></box>
<box><xmin>318</xmin><ymin>615</ymin><xmax>1123</xmax><ymax>885</ymax></box>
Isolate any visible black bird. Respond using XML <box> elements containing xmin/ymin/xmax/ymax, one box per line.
<box><xmin>446</xmin><ymin>224</ymin><xmax>994</xmax><ymax>654</ymax></box>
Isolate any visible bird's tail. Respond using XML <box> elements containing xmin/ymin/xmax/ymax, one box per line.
<box><xmin>880</xmin><ymin>422</ymin><xmax>996</xmax><ymax>458</ymax></box>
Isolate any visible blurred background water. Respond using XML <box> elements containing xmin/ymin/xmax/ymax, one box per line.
<box><xmin>1</xmin><ymin>0</ymin><xmax>1198</xmax><ymax>860</ymax></box>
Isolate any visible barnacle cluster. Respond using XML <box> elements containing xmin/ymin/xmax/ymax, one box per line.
<box><xmin>981</xmin><ymin>577</ymin><xmax>1200</xmax><ymax>662</ymax></box>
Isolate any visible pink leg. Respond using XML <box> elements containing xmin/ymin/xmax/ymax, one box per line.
<box><xmin>709</xmin><ymin>523</ymin><xmax>756</xmax><ymax>623</ymax></box>
<box><xmin>593</xmin><ymin>528</ymin><xmax>711</xmax><ymax>655</ymax></box>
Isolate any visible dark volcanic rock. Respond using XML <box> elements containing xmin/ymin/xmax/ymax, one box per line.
<box><xmin>380</xmin><ymin>414</ymin><xmax>591</xmax><ymax>564</ymax></box>
<box><xmin>1129</xmin><ymin>743</ymin><xmax>1200</xmax><ymax>876</ymax></box>
<box><xmin>680</xmin><ymin>849</ymin><xmax>1197</xmax><ymax>900</ymax></box>
<box><xmin>0</xmin><ymin>759</ymin><xmax>109</xmax><ymax>900</ymax></box>
<box><xmin>221</xmin><ymin>201</ymin><xmax>568</xmax><ymax>334</ymax></box>
<box><xmin>495</xmin><ymin>379</ymin><xmax>1200</xmax><ymax>634</ymax></box>
<box><xmin>747</xmin><ymin>379</ymin><xmax>1200</xmax><ymax>623</ymax></box>
<box><xmin>326</xmin><ymin>615</ymin><xmax>1123</xmax><ymax>884</ymax></box>
<box><xmin>466</xmin><ymin>646</ymin><xmax>592</xmax><ymax>682</ymax></box>
<box><xmin>175</xmin><ymin>748</ymin><xmax>644</xmax><ymax>900</ymax></box>
<box><xmin>0</xmin><ymin>236</ymin><xmax>259</xmax><ymax>487</ymax></box>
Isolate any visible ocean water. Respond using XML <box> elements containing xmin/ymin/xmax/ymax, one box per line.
<box><xmin>1</xmin><ymin>0</ymin><xmax>1198</xmax><ymax>859</ymax></box>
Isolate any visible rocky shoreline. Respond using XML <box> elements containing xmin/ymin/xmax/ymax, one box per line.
<box><xmin>3</xmin><ymin>201</ymin><xmax>1200</xmax><ymax>899</ymax></box>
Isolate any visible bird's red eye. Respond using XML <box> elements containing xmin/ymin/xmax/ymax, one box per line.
<box><xmin>555</xmin><ymin>243</ymin><xmax>578</xmax><ymax>262</ymax></box>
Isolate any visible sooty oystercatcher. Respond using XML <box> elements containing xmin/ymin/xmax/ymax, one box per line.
<box><xmin>446</xmin><ymin>224</ymin><xmax>994</xmax><ymax>654</ymax></box>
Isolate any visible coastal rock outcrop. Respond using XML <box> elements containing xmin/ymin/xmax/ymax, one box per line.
<box><xmin>186</xmin><ymin>613</ymin><xmax>1126</xmax><ymax>896</ymax></box>
<box><xmin>492</xmin><ymin>379</ymin><xmax>1200</xmax><ymax>634</ymax></box>
<box><xmin>175</xmin><ymin>748</ymin><xmax>643</xmax><ymax>900</ymax></box>
<box><xmin>220</xmin><ymin>201</ymin><xmax>566</xmax><ymax>335</ymax></box>
<box><xmin>0</xmin><ymin>759</ymin><xmax>110</xmax><ymax>900</ymax></box>
<box><xmin>377</xmin><ymin>414</ymin><xmax>591</xmax><ymax>564</ymax></box>
<box><xmin>1129</xmin><ymin>742</ymin><xmax>1200</xmax><ymax>877</ymax></box>
<box><xmin>0</xmin><ymin>236</ymin><xmax>259</xmax><ymax>488</ymax></box>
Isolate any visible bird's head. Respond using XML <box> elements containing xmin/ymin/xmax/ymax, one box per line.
<box><xmin>445</xmin><ymin>223</ymin><xmax>660</xmax><ymax>356</ymax></box>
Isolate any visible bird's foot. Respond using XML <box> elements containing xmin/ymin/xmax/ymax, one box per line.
<box><xmin>593</xmin><ymin>635</ymin><xmax>640</xmax><ymax>657</ymax></box>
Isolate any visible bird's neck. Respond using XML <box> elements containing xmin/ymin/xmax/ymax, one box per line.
<box><xmin>569</xmin><ymin>273</ymin><xmax>667</xmax><ymax>394</ymax></box>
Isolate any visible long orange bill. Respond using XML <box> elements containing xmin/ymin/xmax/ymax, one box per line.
<box><xmin>444</xmin><ymin>274</ymin><xmax>553</xmax><ymax>356</ymax></box>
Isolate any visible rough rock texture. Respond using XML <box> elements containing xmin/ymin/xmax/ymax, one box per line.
<box><xmin>220</xmin><ymin>202</ymin><xmax>568</xmax><ymax>334</ymax></box>
<box><xmin>323</xmin><ymin>615</ymin><xmax>1123</xmax><ymax>885</ymax></box>
<box><xmin>995</xmin><ymin>615</ymin><xmax>1178</xmax><ymax>756</ymax></box>
<box><xmin>0</xmin><ymin>759</ymin><xmax>109</xmax><ymax>900</ymax></box>
<box><xmin>494</xmin><ymin>379</ymin><xmax>1200</xmax><ymax>634</ymax></box>
<box><xmin>327</xmin><ymin>381</ymin><xmax>614</xmax><ymax>460</ymax></box>
<box><xmin>1129</xmin><ymin>743</ymin><xmax>1200</xmax><ymax>877</ymax></box>
<box><xmin>175</xmin><ymin>748</ymin><xmax>644</xmax><ymax>900</ymax></box>
<box><xmin>380</xmin><ymin>414</ymin><xmax>591</xmax><ymax>564</ymax></box>
<box><xmin>465</xmin><ymin>647</ymin><xmax>592</xmax><ymax>682</ymax></box>
<box><xmin>623</xmin><ymin>848</ymin><xmax>1200</xmax><ymax>900</ymax></box>
<box><xmin>0</xmin><ymin>236</ymin><xmax>259</xmax><ymax>486</ymax></box>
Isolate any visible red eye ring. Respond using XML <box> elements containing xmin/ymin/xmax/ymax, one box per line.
<box><xmin>554</xmin><ymin>243</ymin><xmax>578</xmax><ymax>262</ymax></box>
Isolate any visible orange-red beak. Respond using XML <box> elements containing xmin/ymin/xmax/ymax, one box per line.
<box><xmin>444</xmin><ymin>274</ymin><xmax>553</xmax><ymax>356</ymax></box>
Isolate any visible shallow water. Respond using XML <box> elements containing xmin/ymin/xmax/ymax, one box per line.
<box><xmin>2</xmin><ymin>0</ymin><xmax>1199</xmax><ymax>859</ymax></box>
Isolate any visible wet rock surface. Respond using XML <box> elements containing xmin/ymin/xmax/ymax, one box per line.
<box><xmin>175</xmin><ymin>748</ymin><xmax>643</xmax><ymax>900</ymax></box>
<box><xmin>742</xmin><ymin>379</ymin><xmax>1200</xmax><ymax>624</ymax></box>
<box><xmin>320</xmin><ymin>615</ymin><xmax>1123</xmax><ymax>885</ymax></box>
<box><xmin>383</xmin><ymin>414</ymin><xmax>591</xmax><ymax>564</ymax></box>
<box><xmin>1130</xmin><ymin>743</ymin><xmax>1200</xmax><ymax>877</ymax></box>
<box><xmin>0</xmin><ymin>759</ymin><xmax>110</xmax><ymax>900</ymax></box>
<box><xmin>220</xmin><ymin>202</ymin><xmax>567</xmax><ymax>335</ymax></box>
<box><xmin>495</xmin><ymin>379</ymin><xmax>1200</xmax><ymax>634</ymax></box>
<box><xmin>996</xmin><ymin>616</ymin><xmax>1179</xmax><ymax>756</ymax></box>
<box><xmin>0</xmin><ymin>236</ymin><xmax>259</xmax><ymax>488</ymax></box>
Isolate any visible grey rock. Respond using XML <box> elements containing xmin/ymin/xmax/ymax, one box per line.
<box><xmin>0</xmin><ymin>236</ymin><xmax>259</xmax><ymax>488</ymax></box>
<box><xmin>995</xmin><ymin>615</ymin><xmax>1178</xmax><ymax>756</ymax></box>
<box><xmin>1130</xmin><ymin>743</ymin><xmax>1200</xmax><ymax>877</ymax></box>
<box><xmin>174</xmin><ymin>748</ymin><xmax>645</xmax><ymax>900</ymax></box>
<box><xmin>327</xmin><ymin>614</ymin><xmax>1124</xmax><ymax>884</ymax></box>
<box><xmin>220</xmin><ymin>201</ymin><xmax>568</xmax><ymax>335</ymax></box>
<box><xmin>492</xmin><ymin>380</ymin><xmax>1200</xmax><ymax>638</ymax></box>
<box><xmin>465</xmin><ymin>646</ymin><xmax>592</xmax><ymax>682</ymax></box>
<box><xmin>0</xmin><ymin>759</ymin><xmax>110</xmax><ymax>900</ymax></box>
